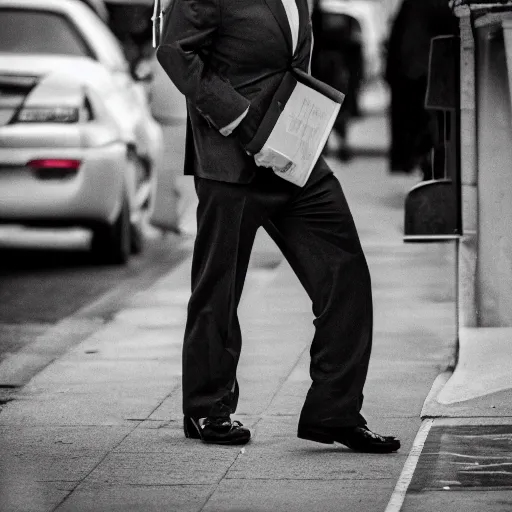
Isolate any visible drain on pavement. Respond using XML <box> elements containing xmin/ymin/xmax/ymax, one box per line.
<box><xmin>409</xmin><ymin>425</ymin><xmax>512</xmax><ymax>491</ymax></box>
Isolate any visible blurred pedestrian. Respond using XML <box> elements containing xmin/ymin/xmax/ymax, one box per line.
<box><xmin>156</xmin><ymin>0</ymin><xmax>400</xmax><ymax>453</ymax></box>
<box><xmin>385</xmin><ymin>0</ymin><xmax>458</xmax><ymax>177</ymax></box>
<box><xmin>310</xmin><ymin>0</ymin><xmax>363</xmax><ymax>160</ymax></box>
<box><xmin>107</xmin><ymin>2</ymin><xmax>154</xmax><ymax>73</ymax></box>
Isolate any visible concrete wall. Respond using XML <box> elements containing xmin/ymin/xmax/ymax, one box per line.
<box><xmin>457</xmin><ymin>8</ymin><xmax>479</xmax><ymax>328</ymax></box>
<box><xmin>476</xmin><ymin>21</ymin><xmax>512</xmax><ymax>326</ymax></box>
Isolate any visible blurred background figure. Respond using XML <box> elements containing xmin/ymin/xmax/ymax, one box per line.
<box><xmin>103</xmin><ymin>0</ymin><xmax>153</xmax><ymax>73</ymax></box>
<box><xmin>311</xmin><ymin>0</ymin><xmax>362</xmax><ymax>160</ymax></box>
<box><xmin>310</xmin><ymin>0</ymin><xmax>388</xmax><ymax>161</ymax></box>
<box><xmin>384</xmin><ymin>0</ymin><xmax>458</xmax><ymax>179</ymax></box>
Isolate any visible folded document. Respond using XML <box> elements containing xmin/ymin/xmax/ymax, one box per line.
<box><xmin>248</xmin><ymin>70</ymin><xmax>345</xmax><ymax>187</ymax></box>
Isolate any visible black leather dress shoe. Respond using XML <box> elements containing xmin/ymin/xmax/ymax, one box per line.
<box><xmin>298</xmin><ymin>425</ymin><xmax>400</xmax><ymax>453</ymax></box>
<box><xmin>184</xmin><ymin>416</ymin><xmax>251</xmax><ymax>445</ymax></box>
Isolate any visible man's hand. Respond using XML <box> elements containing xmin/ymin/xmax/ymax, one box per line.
<box><xmin>448</xmin><ymin>0</ymin><xmax>464</xmax><ymax>10</ymax></box>
<box><xmin>156</xmin><ymin>0</ymin><xmax>251</xmax><ymax>131</ymax></box>
<box><xmin>253</xmin><ymin>148</ymin><xmax>293</xmax><ymax>172</ymax></box>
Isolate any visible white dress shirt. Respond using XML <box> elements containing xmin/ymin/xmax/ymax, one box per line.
<box><xmin>281</xmin><ymin>0</ymin><xmax>299</xmax><ymax>54</ymax></box>
<box><xmin>220</xmin><ymin>0</ymin><xmax>300</xmax><ymax>136</ymax></box>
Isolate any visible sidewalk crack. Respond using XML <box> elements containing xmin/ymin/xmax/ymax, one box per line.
<box><xmin>51</xmin><ymin>383</ymin><xmax>184</xmax><ymax>510</ymax></box>
<box><xmin>198</xmin><ymin>343</ymin><xmax>309</xmax><ymax>511</ymax></box>
<box><xmin>199</xmin><ymin>444</ymin><xmax>250</xmax><ymax>512</ymax></box>
<box><xmin>260</xmin><ymin>342</ymin><xmax>310</xmax><ymax>417</ymax></box>
<box><xmin>50</xmin><ymin>420</ymin><xmax>144</xmax><ymax>512</ymax></box>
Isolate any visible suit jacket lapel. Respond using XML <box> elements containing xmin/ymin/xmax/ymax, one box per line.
<box><xmin>263</xmin><ymin>0</ymin><xmax>293</xmax><ymax>53</ymax></box>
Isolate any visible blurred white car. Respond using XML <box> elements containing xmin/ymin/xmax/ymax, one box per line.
<box><xmin>0</xmin><ymin>0</ymin><xmax>164</xmax><ymax>263</ymax></box>
<box><xmin>77</xmin><ymin>0</ymin><xmax>109</xmax><ymax>22</ymax></box>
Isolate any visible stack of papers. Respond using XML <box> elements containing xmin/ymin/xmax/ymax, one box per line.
<box><xmin>254</xmin><ymin>80</ymin><xmax>342</xmax><ymax>187</ymax></box>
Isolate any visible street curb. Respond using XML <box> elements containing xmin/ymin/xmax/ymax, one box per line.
<box><xmin>420</xmin><ymin>370</ymin><xmax>454</xmax><ymax>419</ymax></box>
<box><xmin>381</xmin><ymin>365</ymin><xmax>456</xmax><ymax>510</ymax></box>
<box><xmin>0</xmin><ymin>242</ymin><xmax>190</xmax><ymax>391</ymax></box>
<box><xmin>384</xmin><ymin>418</ymin><xmax>435</xmax><ymax>512</ymax></box>
<box><xmin>419</xmin><ymin>326</ymin><xmax>459</xmax><ymax>419</ymax></box>
<box><xmin>0</xmin><ymin>229</ymin><xmax>282</xmax><ymax>394</ymax></box>
<box><xmin>0</xmin><ymin>317</ymin><xmax>104</xmax><ymax>389</ymax></box>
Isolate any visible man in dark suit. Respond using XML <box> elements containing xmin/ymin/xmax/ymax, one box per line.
<box><xmin>157</xmin><ymin>0</ymin><xmax>400</xmax><ymax>452</ymax></box>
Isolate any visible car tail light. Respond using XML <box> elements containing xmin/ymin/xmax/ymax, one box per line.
<box><xmin>28</xmin><ymin>159</ymin><xmax>81</xmax><ymax>179</ymax></box>
<box><xmin>16</xmin><ymin>106</ymin><xmax>80</xmax><ymax>123</ymax></box>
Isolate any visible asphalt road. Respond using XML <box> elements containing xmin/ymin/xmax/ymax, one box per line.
<box><xmin>0</xmin><ymin>226</ymin><xmax>190</xmax><ymax>366</ymax></box>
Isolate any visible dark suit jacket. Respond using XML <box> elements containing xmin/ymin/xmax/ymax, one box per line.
<box><xmin>157</xmin><ymin>0</ymin><xmax>312</xmax><ymax>183</ymax></box>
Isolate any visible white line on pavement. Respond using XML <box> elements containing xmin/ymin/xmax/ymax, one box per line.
<box><xmin>384</xmin><ymin>418</ymin><xmax>434</xmax><ymax>512</ymax></box>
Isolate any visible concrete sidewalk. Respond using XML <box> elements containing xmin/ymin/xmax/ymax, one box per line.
<box><xmin>1</xmin><ymin>114</ymin><xmax>500</xmax><ymax>512</ymax></box>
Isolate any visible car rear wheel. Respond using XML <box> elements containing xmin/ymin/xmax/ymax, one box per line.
<box><xmin>91</xmin><ymin>194</ymin><xmax>131</xmax><ymax>265</ymax></box>
<box><xmin>129</xmin><ymin>154</ymin><xmax>148</xmax><ymax>255</ymax></box>
<box><xmin>130</xmin><ymin>220</ymin><xmax>144</xmax><ymax>255</ymax></box>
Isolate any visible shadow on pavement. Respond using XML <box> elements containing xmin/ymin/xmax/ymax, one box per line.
<box><xmin>0</xmin><ymin>247</ymin><xmax>96</xmax><ymax>272</ymax></box>
<box><xmin>351</xmin><ymin>147</ymin><xmax>389</xmax><ymax>158</ymax></box>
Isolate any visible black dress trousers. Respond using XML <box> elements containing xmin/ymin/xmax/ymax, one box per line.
<box><xmin>182</xmin><ymin>158</ymin><xmax>372</xmax><ymax>429</ymax></box>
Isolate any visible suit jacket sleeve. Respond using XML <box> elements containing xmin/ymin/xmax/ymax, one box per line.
<box><xmin>156</xmin><ymin>0</ymin><xmax>251</xmax><ymax>130</ymax></box>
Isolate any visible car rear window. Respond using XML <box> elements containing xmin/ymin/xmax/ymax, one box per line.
<box><xmin>0</xmin><ymin>9</ymin><xmax>91</xmax><ymax>57</ymax></box>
